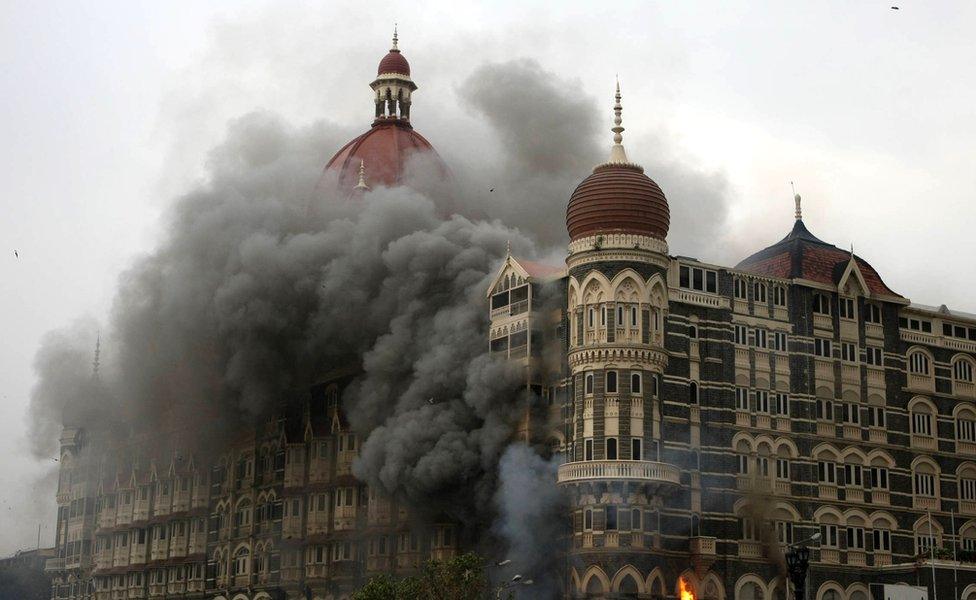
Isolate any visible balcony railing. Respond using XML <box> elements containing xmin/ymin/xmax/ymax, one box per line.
<box><xmin>44</xmin><ymin>557</ymin><xmax>65</xmax><ymax>572</ymax></box>
<box><xmin>557</xmin><ymin>460</ymin><xmax>680</xmax><ymax>487</ymax></box>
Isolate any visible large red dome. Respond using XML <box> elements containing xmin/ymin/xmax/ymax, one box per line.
<box><xmin>566</xmin><ymin>162</ymin><xmax>670</xmax><ymax>242</ymax></box>
<box><xmin>320</xmin><ymin>120</ymin><xmax>445</xmax><ymax>192</ymax></box>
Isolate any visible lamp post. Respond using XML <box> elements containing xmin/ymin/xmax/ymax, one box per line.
<box><xmin>785</xmin><ymin>532</ymin><xmax>821</xmax><ymax>600</ymax></box>
<box><xmin>495</xmin><ymin>574</ymin><xmax>534</xmax><ymax>599</ymax></box>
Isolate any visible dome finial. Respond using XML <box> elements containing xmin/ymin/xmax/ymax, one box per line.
<box><xmin>791</xmin><ymin>181</ymin><xmax>802</xmax><ymax>221</ymax></box>
<box><xmin>392</xmin><ymin>24</ymin><xmax>399</xmax><ymax>51</ymax></box>
<box><xmin>608</xmin><ymin>78</ymin><xmax>629</xmax><ymax>164</ymax></box>
<box><xmin>354</xmin><ymin>160</ymin><xmax>370</xmax><ymax>190</ymax></box>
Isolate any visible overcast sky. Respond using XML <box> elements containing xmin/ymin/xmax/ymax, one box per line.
<box><xmin>1</xmin><ymin>0</ymin><xmax>974</xmax><ymax>554</ymax></box>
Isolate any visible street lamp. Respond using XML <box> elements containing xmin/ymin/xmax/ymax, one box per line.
<box><xmin>785</xmin><ymin>532</ymin><xmax>821</xmax><ymax>600</ymax></box>
<box><xmin>496</xmin><ymin>574</ymin><xmax>534</xmax><ymax>599</ymax></box>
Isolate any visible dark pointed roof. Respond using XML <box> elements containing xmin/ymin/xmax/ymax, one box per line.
<box><xmin>736</xmin><ymin>219</ymin><xmax>901</xmax><ymax>298</ymax></box>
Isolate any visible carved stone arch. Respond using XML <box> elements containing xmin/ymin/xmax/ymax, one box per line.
<box><xmin>732</xmin><ymin>432</ymin><xmax>754</xmax><ymax>454</ymax></box>
<box><xmin>582</xmin><ymin>565</ymin><xmax>610</xmax><ymax>595</ymax></box>
<box><xmin>815</xmin><ymin>581</ymin><xmax>845</xmax><ymax>600</ymax></box>
<box><xmin>611</xmin><ymin>565</ymin><xmax>646</xmax><ymax>594</ymax></box>
<box><xmin>843</xmin><ymin>508</ymin><xmax>869</xmax><ymax>526</ymax></box>
<box><xmin>812</xmin><ymin>443</ymin><xmax>840</xmax><ymax>461</ymax></box>
<box><xmin>676</xmin><ymin>570</ymin><xmax>701</xmax><ymax>600</ymax></box>
<box><xmin>701</xmin><ymin>572</ymin><xmax>726</xmax><ymax>600</ymax></box>
<box><xmin>645</xmin><ymin>567</ymin><xmax>666</xmax><ymax>597</ymax></box>
<box><xmin>961</xmin><ymin>584</ymin><xmax>976</xmax><ymax>600</ymax></box>
<box><xmin>570</xmin><ymin>567</ymin><xmax>582</xmax><ymax>593</ymax></box>
<box><xmin>774</xmin><ymin>437</ymin><xmax>799</xmax><ymax>458</ymax></box>
<box><xmin>231</xmin><ymin>595</ymin><xmax>250</xmax><ymax>600</ymax></box>
<box><xmin>815</xmin><ymin>386</ymin><xmax>833</xmax><ymax>399</ymax></box>
<box><xmin>773</xmin><ymin>501</ymin><xmax>801</xmax><ymax>522</ymax></box>
<box><xmin>734</xmin><ymin>574</ymin><xmax>767</xmax><ymax>600</ymax></box>
<box><xmin>254</xmin><ymin>593</ymin><xmax>274</xmax><ymax>600</ymax></box>
<box><xmin>646</xmin><ymin>273</ymin><xmax>668</xmax><ymax>307</ymax></box>
<box><xmin>869</xmin><ymin>510</ymin><xmax>897</xmax><ymax>529</ymax></box>
<box><xmin>867</xmin><ymin>393</ymin><xmax>885</xmax><ymax>406</ymax></box>
<box><xmin>911</xmin><ymin>454</ymin><xmax>940</xmax><ymax>473</ymax></box>
<box><xmin>768</xmin><ymin>577</ymin><xmax>788</xmax><ymax>600</ymax></box>
<box><xmin>814</xmin><ymin>505</ymin><xmax>844</xmax><ymax>525</ymax></box>
<box><xmin>955</xmin><ymin>402</ymin><xmax>976</xmax><ymax>420</ymax></box>
<box><xmin>959</xmin><ymin>462</ymin><xmax>976</xmax><ymax>482</ymax></box>
<box><xmin>841</xmin><ymin>447</ymin><xmax>868</xmax><ymax>464</ymax></box>
<box><xmin>867</xmin><ymin>449</ymin><xmax>895</xmax><ymax>468</ymax></box>
<box><xmin>754</xmin><ymin>434</ymin><xmax>775</xmax><ymax>455</ymax></box>
<box><xmin>912</xmin><ymin>514</ymin><xmax>943</xmax><ymax>535</ymax></box>
<box><xmin>581</xmin><ymin>271</ymin><xmax>612</xmax><ymax>304</ymax></box>
<box><xmin>735</xmin><ymin>373</ymin><xmax>749</xmax><ymax>386</ymax></box>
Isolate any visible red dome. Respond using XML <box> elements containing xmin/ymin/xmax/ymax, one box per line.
<box><xmin>378</xmin><ymin>49</ymin><xmax>410</xmax><ymax>76</ymax></box>
<box><xmin>566</xmin><ymin>163</ymin><xmax>670</xmax><ymax>242</ymax></box>
<box><xmin>320</xmin><ymin>120</ymin><xmax>445</xmax><ymax>192</ymax></box>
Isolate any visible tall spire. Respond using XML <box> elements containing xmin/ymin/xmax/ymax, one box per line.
<box><xmin>392</xmin><ymin>24</ymin><xmax>399</xmax><ymax>51</ymax></box>
<box><xmin>608</xmin><ymin>78</ymin><xmax>629</xmax><ymax>164</ymax></box>
<box><xmin>354</xmin><ymin>160</ymin><xmax>370</xmax><ymax>191</ymax></box>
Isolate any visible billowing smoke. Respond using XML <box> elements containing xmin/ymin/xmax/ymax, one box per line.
<box><xmin>26</xmin><ymin>58</ymin><xmax>733</xmax><ymax>589</ymax></box>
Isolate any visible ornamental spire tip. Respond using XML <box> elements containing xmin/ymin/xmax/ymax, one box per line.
<box><xmin>608</xmin><ymin>79</ymin><xmax>628</xmax><ymax>164</ymax></box>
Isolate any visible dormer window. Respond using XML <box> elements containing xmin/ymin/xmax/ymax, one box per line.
<box><xmin>900</xmin><ymin>317</ymin><xmax>932</xmax><ymax>333</ymax></box>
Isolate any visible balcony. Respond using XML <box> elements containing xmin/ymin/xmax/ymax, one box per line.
<box><xmin>865</xmin><ymin>323</ymin><xmax>884</xmax><ymax>339</ymax></box>
<box><xmin>847</xmin><ymin>550</ymin><xmax>866</xmax><ymax>566</ymax></box>
<box><xmin>556</xmin><ymin>460</ymin><xmax>681</xmax><ymax>490</ymax></box>
<box><xmin>187</xmin><ymin>533</ymin><xmax>206</xmax><ymax>554</ymax></box>
<box><xmin>817</xmin><ymin>421</ymin><xmax>835</xmax><ymax>437</ymax></box>
<box><xmin>819</xmin><ymin>484</ymin><xmax>838</xmax><ymax>500</ymax></box>
<box><xmin>334</xmin><ymin>505</ymin><xmax>358</xmax><ymax>531</ymax></box>
<box><xmin>841</xmin><ymin>364</ymin><xmax>860</xmax><ymax>386</ymax></box>
<box><xmin>867</xmin><ymin>367</ymin><xmax>885</xmax><ymax>390</ymax></box>
<box><xmin>815</xmin><ymin>358</ymin><xmax>834</xmax><ymax>383</ymax></box>
<box><xmin>605</xmin><ymin>531</ymin><xmax>619</xmax><ymax>548</ymax></box>
<box><xmin>957</xmin><ymin>381</ymin><xmax>976</xmax><ymax>399</ymax></box>
<box><xmin>739</xmin><ymin>540</ymin><xmax>762</xmax><ymax>558</ymax></box>
<box><xmin>908</xmin><ymin>373</ymin><xmax>935</xmax><ymax>393</ymax></box>
<box><xmin>819</xmin><ymin>548</ymin><xmax>840</xmax><ymax>564</ymax></box>
<box><xmin>44</xmin><ymin>557</ymin><xmax>65</xmax><ymax>572</ymax></box>
<box><xmin>813</xmin><ymin>314</ymin><xmax>832</xmax><ymax>330</ymax></box>
<box><xmin>874</xmin><ymin>552</ymin><xmax>892</xmax><ymax>567</ymax></box>
<box><xmin>868</xmin><ymin>427</ymin><xmax>887</xmax><ymax>444</ymax></box>
<box><xmin>690</xmin><ymin>536</ymin><xmax>716</xmax><ymax>571</ymax></box>
<box><xmin>846</xmin><ymin>488</ymin><xmax>864</xmax><ymax>503</ymax></box>
<box><xmin>960</xmin><ymin>500</ymin><xmax>976</xmax><ymax>515</ymax></box>
<box><xmin>912</xmin><ymin>435</ymin><xmax>937</xmax><ymax>451</ymax></box>
<box><xmin>735</xmin><ymin>348</ymin><xmax>750</xmax><ymax>370</ymax></box>
<box><xmin>914</xmin><ymin>496</ymin><xmax>939</xmax><ymax>511</ymax></box>
<box><xmin>755</xmin><ymin>350</ymin><xmax>771</xmax><ymax>372</ymax></box>
<box><xmin>736</xmin><ymin>411</ymin><xmax>751</xmax><ymax>427</ymax></box>
<box><xmin>870</xmin><ymin>489</ymin><xmax>890</xmax><ymax>506</ymax></box>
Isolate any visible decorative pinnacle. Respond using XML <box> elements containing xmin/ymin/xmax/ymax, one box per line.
<box><xmin>392</xmin><ymin>24</ymin><xmax>399</xmax><ymax>50</ymax></box>
<box><xmin>354</xmin><ymin>160</ymin><xmax>370</xmax><ymax>190</ymax></box>
<box><xmin>608</xmin><ymin>78</ymin><xmax>629</xmax><ymax>163</ymax></box>
<box><xmin>506</xmin><ymin>239</ymin><xmax>511</xmax><ymax>257</ymax></box>
<box><xmin>791</xmin><ymin>181</ymin><xmax>802</xmax><ymax>220</ymax></box>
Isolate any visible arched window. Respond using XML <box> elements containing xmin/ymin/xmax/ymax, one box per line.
<box><xmin>632</xmin><ymin>509</ymin><xmax>642</xmax><ymax>531</ymax></box>
<box><xmin>583</xmin><ymin>509</ymin><xmax>593</xmax><ymax>531</ymax></box>
<box><xmin>631</xmin><ymin>438</ymin><xmax>642</xmax><ymax>461</ymax></box>
<box><xmin>737</xmin><ymin>581</ymin><xmax>763</xmax><ymax>600</ymax></box>
<box><xmin>754</xmin><ymin>282</ymin><xmax>767</xmax><ymax>303</ymax></box>
<box><xmin>911</xmin><ymin>401</ymin><xmax>934</xmax><ymax>437</ymax></box>
<box><xmin>584</xmin><ymin>373</ymin><xmax>594</xmax><ymax>395</ymax></box>
<box><xmin>913</xmin><ymin>461</ymin><xmax>939</xmax><ymax>499</ymax></box>
<box><xmin>233</xmin><ymin>547</ymin><xmax>249</xmax><ymax>576</ymax></box>
<box><xmin>631</xmin><ymin>373</ymin><xmax>642</xmax><ymax>394</ymax></box>
<box><xmin>690</xmin><ymin>382</ymin><xmax>699</xmax><ymax>405</ymax></box>
<box><xmin>734</xmin><ymin>279</ymin><xmax>747</xmax><ymax>300</ymax></box>
<box><xmin>955</xmin><ymin>358</ymin><xmax>976</xmax><ymax>383</ymax></box>
<box><xmin>606</xmin><ymin>438</ymin><xmax>618</xmax><ymax>460</ymax></box>
<box><xmin>957</xmin><ymin>406</ymin><xmax>976</xmax><ymax>443</ymax></box>
<box><xmin>689</xmin><ymin>325</ymin><xmax>699</xmax><ymax>339</ymax></box>
<box><xmin>909</xmin><ymin>351</ymin><xmax>931</xmax><ymax>375</ymax></box>
<box><xmin>652</xmin><ymin>375</ymin><xmax>660</xmax><ymax>398</ymax></box>
<box><xmin>606</xmin><ymin>371</ymin><xmax>618</xmax><ymax>393</ymax></box>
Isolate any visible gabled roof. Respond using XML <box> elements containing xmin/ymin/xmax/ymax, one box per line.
<box><xmin>486</xmin><ymin>255</ymin><xmax>565</xmax><ymax>297</ymax></box>
<box><xmin>736</xmin><ymin>219</ymin><xmax>901</xmax><ymax>298</ymax></box>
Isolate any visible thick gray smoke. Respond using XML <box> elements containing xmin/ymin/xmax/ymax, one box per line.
<box><xmin>27</xmin><ymin>58</ymin><xmax>733</xmax><ymax>586</ymax></box>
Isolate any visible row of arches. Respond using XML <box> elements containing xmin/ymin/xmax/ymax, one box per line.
<box><xmin>906</xmin><ymin>345</ymin><xmax>976</xmax><ymax>383</ymax></box>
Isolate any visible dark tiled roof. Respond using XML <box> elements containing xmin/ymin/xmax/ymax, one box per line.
<box><xmin>736</xmin><ymin>220</ymin><xmax>900</xmax><ymax>297</ymax></box>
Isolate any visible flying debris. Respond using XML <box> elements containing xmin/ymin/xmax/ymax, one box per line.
<box><xmin>427</xmin><ymin>397</ymin><xmax>435</xmax><ymax>405</ymax></box>
<box><xmin>489</xmin><ymin>188</ymin><xmax>494</xmax><ymax>192</ymax></box>
<box><xmin>891</xmin><ymin>5</ymin><xmax>899</xmax><ymax>9</ymax></box>
<box><xmin>13</xmin><ymin>250</ymin><xmax>18</xmax><ymax>258</ymax></box>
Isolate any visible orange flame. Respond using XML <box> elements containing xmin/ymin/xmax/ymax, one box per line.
<box><xmin>679</xmin><ymin>578</ymin><xmax>695</xmax><ymax>600</ymax></box>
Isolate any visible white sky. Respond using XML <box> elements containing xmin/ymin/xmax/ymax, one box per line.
<box><xmin>1</xmin><ymin>0</ymin><xmax>974</xmax><ymax>554</ymax></box>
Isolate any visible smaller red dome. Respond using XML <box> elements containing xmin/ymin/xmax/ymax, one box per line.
<box><xmin>566</xmin><ymin>163</ymin><xmax>670</xmax><ymax>242</ymax></box>
<box><xmin>378</xmin><ymin>49</ymin><xmax>410</xmax><ymax>76</ymax></box>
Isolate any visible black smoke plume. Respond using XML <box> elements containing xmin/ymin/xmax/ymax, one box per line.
<box><xmin>26</xmin><ymin>59</ymin><xmax>732</xmax><ymax>592</ymax></box>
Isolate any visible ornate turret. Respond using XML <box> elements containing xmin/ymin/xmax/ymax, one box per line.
<box><xmin>371</xmin><ymin>25</ymin><xmax>417</xmax><ymax>121</ymax></box>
